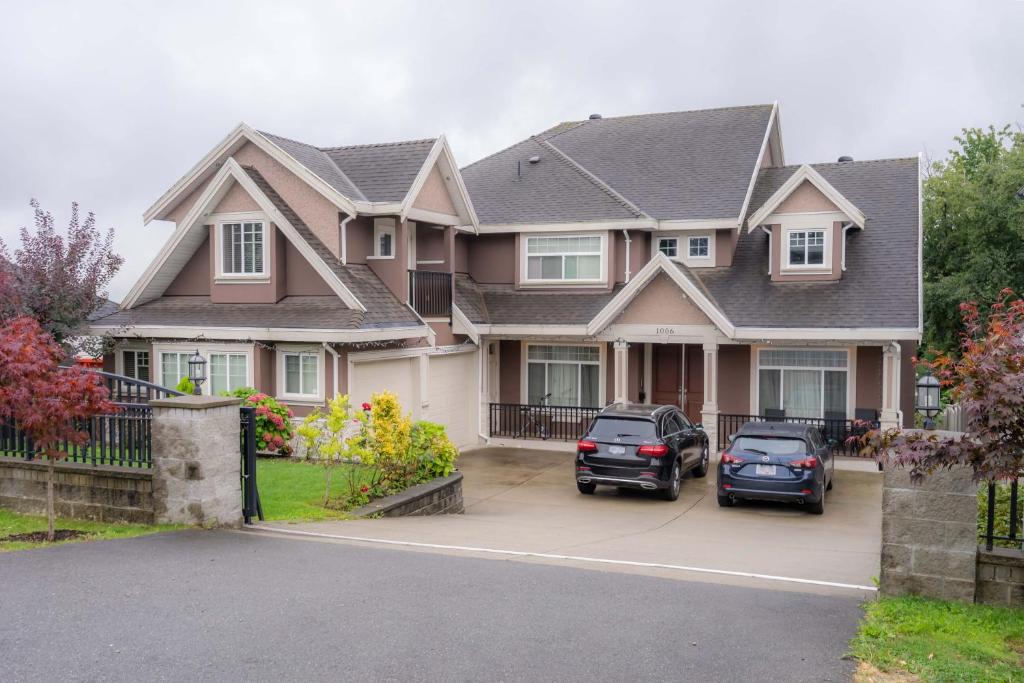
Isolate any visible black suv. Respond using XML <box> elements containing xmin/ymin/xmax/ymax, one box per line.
<box><xmin>575</xmin><ymin>403</ymin><xmax>709</xmax><ymax>501</ymax></box>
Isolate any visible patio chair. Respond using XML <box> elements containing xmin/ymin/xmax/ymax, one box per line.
<box><xmin>763</xmin><ymin>408</ymin><xmax>785</xmax><ymax>421</ymax></box>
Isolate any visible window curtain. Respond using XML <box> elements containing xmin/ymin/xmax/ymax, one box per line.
<box><xmin>824</xmin><ymin>371</ymin><xmax>847</xmax><ymax>416</ymax></box>
<box><xmin>581</xmin><ymin>365</ymin><xmax>599</xmax><ymax>407</ymax></box>
<box><xmin>783</xmin><ymin>369</ymin><xmax>821</xmax><ymax>418</ymax></box>
<box><xmin>758</xmin><ymin>369</ymin><xmax>781</xmax><ymax>414</ymax></box>
<box><xmin>547</xmin><ymin>363</ymin><xmax>579</xmax><ymax>405</ymax></box>
<box><xmin>527</xmin><ymin>363</ymin><xmax>546</xmax><ymax>404</ymax></box>
<box><xmin>161</xmin><ymin>353</ymin><xmax>188</xmax><ymax>389</ymax></box>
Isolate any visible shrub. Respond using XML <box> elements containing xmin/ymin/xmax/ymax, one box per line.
<box><xmin>175</xmin><ymin>376</ymin><xmax>194</xmax><ymax>394</ymax></box>
<box><xmin>367</xmin><ymin>391</ymin><xmax>415</xmax><ymax>489</ymax></box>
<box><xmin>296</xmin><ymin>394</ymin><xmax>371</xmax><ymax>506</ymax></box>
<box><xmin>411</xmin><ymin>420</ymin><xmax>458</xmax><ymax>479</ymax></box>
<box><xmin>232</xmin><ymin>387</ymin><xmax>295</xmax><ymax>455</ymax></box>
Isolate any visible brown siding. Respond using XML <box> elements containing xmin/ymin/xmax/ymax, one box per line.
<box><xmin>208</xmin><ymin>224</ymin><xmax>286</xmax><ymax>304</ymax></box>
<box><xmin>416</xmin><ymin>226</ymin><xmax>446</xmax><ymax>265</ymax></box>
<box><xmin>855</xmin><ymin>346</ymin><xmax>883</xmax><ymax>414</ymax></box>
<box><xmin>770</xmin><ymin>222</ymin><xmax>843</xmax><ymax>283</ymax></box>
<box><xmin>344</xmin><ymin>216</ymin><xmax>374</xmax><ymax>265</ymax></box>
<box><xmin>453</xmin><ymin>233</ymin><xmax>470</xmax><ymax>274</ymax></box>
<box><xmin>605</xmin><ymin>342</ymin><xmax>614</xmax><ymax>403</ymax></box>
<box><xmin>102</xmin><ymin>352</ymin><xmax>115</xmax><ymax>373</ymax></box>
<box><xmin>717</xmin><ymin>344</ymin><xmax>751</xmax><ymax>415</ymax></box>
<box><xmin>367</xmin><ymin>219</ymin><xmax>409</xmax><ymax>302</ymax></box>
<box><xmin>411</xmin><ymin>164</ymin><xmax>458</xmax><ymax>216</ymax></box>
<box><xmin>498</xmin><ymin>340</ymin><xmax>521</xmax><ymax>403</ymax></box>
<box><xmin>775</xmin><ymin>180</ymin><xmax>839</xmax><ymax>214</ymax></box>
<box><xmin>254</xmin><ymin>345</ymin><xmax>274</xmax><ymax>395</ymax></box>
<box><xmin>165</xmin><ymin>233</ymin><xmax>212</xmax><ymax>295</ymax></box>
<box><xmin>715</xmin><ymin>228</ymin><xmax>738</xmax><ymax>267</ymax></box>
<box><xmin>468</xmin><ymin>234</ymin><xmax>516</xmax><ymax>284</ymax></box>
<box><xmin>284</xmin><ymin>239</ymin><xmax>334</xmax><ymax>295</ymax></box>
<box><xmin>628</xmin><ymin>343</ymin><xmax>642</xmax><ymax>402</ymax></box>
<box><xmin>429</xmin><ymin>321</ymin><xmax>462</xmax><ymax>347</ymax></box>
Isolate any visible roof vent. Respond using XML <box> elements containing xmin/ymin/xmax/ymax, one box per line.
<box><xmin>837</xmin><ymin>155</ymin><xmax>854</xmax><ymax>163</ymax></box>
<box><xmin>589</xmin><ymin>113</ymin><xmax>602</xmax><ymax>120</ymax></box>
<box><xmin>528</xmin><ymin>155</ymin><xmax>540</xmax><ymax>164</ymax></box>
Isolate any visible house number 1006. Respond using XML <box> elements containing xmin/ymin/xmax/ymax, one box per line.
<box><xmin>656</xmin><ymin>327</ymin><xmax>676</xmax><ymax>335</ymax></box>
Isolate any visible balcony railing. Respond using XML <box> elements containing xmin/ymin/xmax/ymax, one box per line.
<box><xmin>716</xmin><ymin>413</ymin><xmax>879</xmax><ymax>456</ymax></box>
<box><xmin>489</xmin><ymin>403</ymin><xmax>600</xmax><ymax>442</ymax></box>
<box><xmin>408</xmin><ymin>269</ymin><xmax>452</xmax><ymax>318</ymax></box>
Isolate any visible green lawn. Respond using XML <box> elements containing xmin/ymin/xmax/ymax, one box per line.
<box><xmin>0</xmin><ymin>508</ymin><xmax>180</xmax><ymax>552</ymax></box>
<box><xmin>850</xmin><ymin>596</ymin><xmax>1024</xmax><ymax>682</ymax></box>
<box><xmin>256</xmin><ymin>457</ymin><xmax>376</xmax><ymax>521</ymax></box>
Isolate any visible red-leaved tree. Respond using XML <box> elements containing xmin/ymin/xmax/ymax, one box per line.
<box><xmin>0</xmin><ymin>200</ymin><xmax>123</xmax><ymax>349</ymax></box>
<box><xmin>859</xmin><ymin>290</ymin><xmax>1024</xmax><ymax>482</ymax></box>
<box><xmin>0</xmin><ymin>316</ymin><xmax>114</xmax><ymax>540</ymax></box>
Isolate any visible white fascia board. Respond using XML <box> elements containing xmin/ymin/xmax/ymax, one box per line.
<box><xmin>440</xmin><ymin>136</ymin><xmax>482</xmax><ymax>233</ymax></box>
<box><xmin>406</xmin><ymin>208</ymin><xmax>461</xmax><ymax>226</ymax></box>
<box><xmin>735</xmin><ymin>101</ymin><xmax>778</xmax><ymax>230</ymax></box>
<box><xmin>587</xmin><ymin>252</ymin><xmax>735</xmax><ymax>337</ymax></box>
<box><xmin>478</xmin><ymin>218</ymin><xmax>655</xmax><ymax>234</ymax></box>
<box><xmin>348</xmin><ymin>342</ymin><xmax>476</xmax><ymax>363</ymax></box>
<box><xmin>451</xmin><ymin>304</ymin><xmax>480</xmax><ymax>344</ymax></box>
<box><xmin>400</xmin><ymin>137</ymin><xmax>444</xmax><ymax>223</ymax></box>
<box><xmin>656</xmin><ymin>218</ymin><xmax>740</xmax><ymax>231</ymax></box>
<box><xmin>88</xmin><ymin>324</ymin><xmax>430</xmax><ymax>343</ymax></box>
<box><xmin>732</xmin><ymin>327</ymin><xmax>922</xmax><ymax>342</ymax></box>
<box><xmin>746</xmin><ymin>164</ymin><xmax>866</xmax><ymax>232</ymax></box>
<box><xmin>481</xmin><ymin>325</ymin><xmax>591</xmax><ymax>337</ymax></box>
<box><xmin>398</xmin><ymin>136</ymin><xmax>480</xmax><ymax>233</ymax></box>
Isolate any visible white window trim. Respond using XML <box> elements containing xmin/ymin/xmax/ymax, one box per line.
<box><xmin>117</xmin><ymin>347</ymin><xmax>151</xmax><ymax>382</ymax></box>
<box><xmin>753</xmin><ymin>346</ymin><xmax>852</xmax><ymax>419</ymax></box>
<box><xmin>276</xmin><ymin>344</ymin><xmax>325</xmax><ymax>402</ymax></box>
<box><xmin>687</xmin><ymin>235</ymin><xmax>711</xmax><ymax>260</ymax></box>
<box><xmin>369</xmin><ymin>217</ymin><xmax>396</xmax><ymax>260</ymax></box>
<box><xmin>153</xmin><ymin>343</ymin><xmax>253</xmax><ymax>396</ymax></box>
<box><xmin>783</xmin><ymin>227</ymin><xmax>829</xmax><ymax>270</ymax></box>
<box><xmin>213</xmin><ymin>211</ymin><xmax>271</xmax><ymax>281</ymax></box>
<box><xmin>520</xmin><ymin>233</ymin><xmax>607</xmax><ymax>286</ymax></box>
<box><xmin>519</xmin><ymin>342</ymin><xmax>606</xmax><ymax>407</ymax></box>
<box><xmin>656</xmin><ymin>237</ymin><xmax>678</xmax><ymax>258</ymax></box>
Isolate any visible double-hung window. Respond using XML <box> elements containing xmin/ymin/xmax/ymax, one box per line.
<box><xmin>122</xmin><ymin>350</ymin><xmax>150</xmax><ymax>382</ymax></box>
<box><xmin>160</xmin><ymin>352</ymin><xmax>192</xmax><ymax>389</ymax></box>
<box><xmin>283</xmin><ymin>352</ymin><xmax>319</xmax><ymax>397</ymax></box>
<box><xmin>209</xmin><ymin>353</ymin><xmax>248</xmax><ymax>395</ymax></box>
<box><xmin>787</xmin><ymin>229</ymin><xmax>825</xmax><ymax>267</ymax></box>
<box><xmin>526</xmin><ymin>345</ymin><xmax>600</xmax><ymax>407</ymax></box>
<box><xmin>757</xmin><ymin>349</ymin><xmax>848</xmax><ymax>419</ymax></box>
<box><xmin>221</xmin><ymin>221</ymin><xmax>266</xmax><ymax>275</ymax></box>
<box><xmin>525</xmin><ymin>235</ymin><xmax>602</xmax><ymax>283</ymax></box>
<box><xmin>688</xmin><ymin>236</ymin><xmax>710</xmax><ymax>259</ymax></box>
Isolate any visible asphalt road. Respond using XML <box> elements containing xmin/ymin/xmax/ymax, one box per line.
<box><xmin>0</xmin><ymin>530</ymin><xmax>862</xmax><ymax>682</ymax></box>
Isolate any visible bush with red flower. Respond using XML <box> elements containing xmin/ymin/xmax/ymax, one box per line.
<box><xmin>228</xmin><ymin>387</ymin><xmax>295</xmax><ymax>455</ymax></box>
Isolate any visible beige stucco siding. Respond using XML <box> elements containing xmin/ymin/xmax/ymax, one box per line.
<box><xmin>615</xmin><ymin>273</ymin><xmax>712</xmax><ymax>325</ymax></box>
<box><xmin>412</xmin><ymin>164</ymin><xmax>458</xmax><ymax>216</ymax></box>
<box><xmin>775</xmin><ymin>180</ymin><xmax>840</xmax><ymax>214</ymax></box>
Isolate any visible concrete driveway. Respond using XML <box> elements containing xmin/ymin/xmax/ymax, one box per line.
<box><xmin>257</xmin><ymin>447</ymin><xmax>882</xmax><ymax>596</ymax></box>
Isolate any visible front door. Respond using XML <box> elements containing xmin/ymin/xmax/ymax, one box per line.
<box><xmin>684</xmin><ymin>346</ymin><xmax>704</xmax><ymax>423</ymax></box>
<box><xmin>651</xmin><ymin>344</ymin><xmax>681</xmax><ymax>407</ymax></box>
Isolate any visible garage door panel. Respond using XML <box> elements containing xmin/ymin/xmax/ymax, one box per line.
<box><xmin>350</xmin><ymin>357</ymin><xmax>416</xmax><ymax>412</ymax></box>
<box><xmin>425</xmin><ymin>352</ymin><xmax>478</xmax><ymax>448</ymax></box>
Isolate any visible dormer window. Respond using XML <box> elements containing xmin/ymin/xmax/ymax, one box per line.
<box><xmin>657</xmin><ymin>237</ymin><xmax>678</xmax><ymax>258</ymax></box>
<box><xmin>688</xmin><ymin>236</ymin><xmax>710</xmax><ymax>259</ymax></box>
<box><xmin>215</xmin><ymin>215</ymin><xmax>269</xmax><ymax>279</ymax></box>
<box><xmin>787</xmin><ymin>229</ymin><xmax>825</xmax><ymax>267</ymax></box>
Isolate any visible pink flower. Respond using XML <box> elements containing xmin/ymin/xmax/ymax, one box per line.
<box><xmin>361</xmin><ymin>402</ymin><xmax>371</xmax><ymax>411</ymax></box>
<box><xmin>287</xmin><ymin>408</ymin><xmax>295</xmax><ymax>417</ymax></box>
<box><xmin>252</xmin><ymin>393</ymin><xmax>269</xmax><ymax>402</ymax></box>
<box><xmin>272</xmin><ymin>435</ymin><xmax>284</xmax><ymax>447</ymax></box>
<box><xmin>270</xmin><ymin>415</ymin><xmax>284</xmax><ymax>428</ymax></box>
<box><xmin>360</xmin><ymin>485</ymin><xmax>369</xmax><ymax>493</ymax></box>
<box><xmin>256</xmin><ymin>405</ymin><xmax>270</xmax><ymax>416</ymax></box>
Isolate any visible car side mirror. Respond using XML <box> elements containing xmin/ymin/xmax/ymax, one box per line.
<box><xmin>727</xmin><ymin>433</ymin><xmax>736</xmax><ymax>443</ymax></box>
<box><xmin>694</xmin><ymin>423</ymin><xmax>703</xmax><ymax>430</ymax></box>
<box><xmin>827</xmin><ymin>438</ymin><xmax>838</xmax><ymax>446</ymax></box>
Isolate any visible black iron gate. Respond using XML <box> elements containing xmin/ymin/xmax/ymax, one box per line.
<box><xmin>240</xmin><ymin>406</ymin><xmax>264</xmax><ymax>524</ymax></box>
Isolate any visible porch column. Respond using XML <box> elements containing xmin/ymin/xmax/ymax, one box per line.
<box><xmin>701</xmin><ymin>342</ymin><xmax>719</xmax><ymax>452</ymax></box>
<box><xmin>880</xmin><ymin>341</ymin><xmax>903</xmax><ymax>430</ymax></box>
<box><xmin>613</xmin><ymin>339</ymin><xmax>629</xmax><ymax>404</ymax></box>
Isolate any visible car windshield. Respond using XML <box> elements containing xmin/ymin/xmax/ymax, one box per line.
<box><xmin>588</xmin><ymin>418</ymin><xmax>656</xmax><ymax>441</ymax></box>
<box><xmin>732</xmin><ymin>436</ymin><xmax>808</xmax><ymax>456</ymax></box>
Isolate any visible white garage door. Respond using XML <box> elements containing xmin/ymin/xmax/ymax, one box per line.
<box><xmin>349</xmin><ymin>357</ymin><xmax>417</xmax><ymax>413</ymax></box>
<box><xmin>424</xmin><ymin>351</ymin><xmax>478</xmax><ymax>448</ymax></box>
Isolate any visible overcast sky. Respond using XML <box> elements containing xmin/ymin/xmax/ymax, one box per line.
<box><xmin>1</xmin><ymin>0</ymin><xmax>1021</xmax><ymax>300</ymax></box>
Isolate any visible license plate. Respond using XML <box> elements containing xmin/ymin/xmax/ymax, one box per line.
<box><xmin>755</xmin><ymin>464</ymin><xmax>777</xmax><ymax>477</ymax></box>
<box><xmin>609</xmin><ymin>446</ymin><xmax>626</xmax><ymax>455</ymax></box>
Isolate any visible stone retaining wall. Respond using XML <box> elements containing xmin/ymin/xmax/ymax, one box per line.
<box><xmin>976</xmin><ymin>548</ymin><xmax>1024</xmax><ymax>606</ymax></box>
<box><xmin>0</xmin><ymin>457</ymin><xmax>154</xmax><ymax>524</ymax></box>
<box><xmin>352</xmin><ymin>472</ymin><xmax>464</xmax><ymax>517</ymax></box>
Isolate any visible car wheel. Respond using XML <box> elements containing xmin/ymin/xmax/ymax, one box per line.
<box><xmin>692</xmin><ymin>444</ymin><xmax>710</xmax><ymax>478</ymax></box>
<box><xmin>717</xmin><ymin>492</ymin><xmax>734</xmax><ymax>507</ymax></box>
<box><xmin>806</xmin><ymin>490</ymin><xmax>825</xmax><ymax>515</ymax></box>
<box><xmin>577</xmin><ymin>481</ymin><xmax>597</xmax><ymax>495</ymax></box>
<box><xmin>661</xmin><ymin>462</ymin><xmax>681</xmax><ymax>501</ymax></box>
<box><xmin>826</xmin><ymin>476</ymin><xmax>833</xmax><ymax>491</ymax></box>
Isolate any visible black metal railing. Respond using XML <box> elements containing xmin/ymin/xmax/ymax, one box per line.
<box><xmin>982</xmin><ymin>475</ymin><xmax>1023</xmax><ymax>552</ymax></box>
<box><xmin>239</xmin><ymin>406</ymin><xmax>263</xmax><ymax>524</ymax></box>
<box><xmin>409</xmin><ymin>269</ymin><xmax>452</xmax><ymax>318</ymax></box>
<box><xmin>717</xmin><ymin>413</ymin><xmax>879</xmax><ymax>456</ymax></box>
<box><xmin>0</xmin><ymin>370</ymin><xmax>184</xmax><ymax>468</ymax></box>
<box><xmin>489</xmin><ymin>402</ymin><xmax>600</xmax><ymax>442</ymax></box>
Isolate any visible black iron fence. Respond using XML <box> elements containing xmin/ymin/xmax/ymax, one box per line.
<box><xmin>0</xmin><ymin>369</ymin><xmax>184</xmax><ymax>469</ymax></box>
<box><xmin>982</xmin><ymin>475</ymin><xmax>1023</xmax><ymax>552</ymax></box>
<box><xmin>239</xmin><ymin>406</ymin><xmax>263</xmax><ymax>524</ymax></box>
<box><xmin>489</xmin><ymin>402</ymin><xmax>600</xmax><ymax>442</ymax></box>
<box><xmin>717</xmin><ymin>413</ymin><xmax>878</xmax><ymax>456</ymax></box>
<box><xmin>409</xmin><ymin>269</ymin><xmax>452</xmax><ymax>318</ymax></box>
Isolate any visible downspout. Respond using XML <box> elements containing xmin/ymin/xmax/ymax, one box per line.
<box><xmin>621</xmin><ymin>229</ymin><xmax>632</xmax><ymax>283</ymax></box>
<box><xmin>760</xmin><ymin>225</ymin><xmax>772</xmax><ymax>275</ymax></box>
<box><xmin>322</xmin><ymin>342</ymin><xmax>340</xmax><ymax>400</ymax></box>
<box><xmin>338</xmin><ymin>214</ymin><xmax>355</xmax><ymax>265</ymax></box>
<box><xmin>840</xmin><ymin>222</ymin><xmax>855</xmax><ymax>271</ymax></box>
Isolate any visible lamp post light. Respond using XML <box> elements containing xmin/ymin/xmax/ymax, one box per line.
<box><xmin>187</xmin><ymin>350</ymin><xmax>207</xmax><ymax>396</ymax></box>
<box><xmin>916</xmin><ymin>370</ymin><xmax>941</xmax><ymax>430</ymax></box>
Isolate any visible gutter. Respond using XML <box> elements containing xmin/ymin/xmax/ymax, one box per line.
<box><xmin>841</xmin><ymin>221</ymin><xmax>855</xmax><ymax>271</ymax></box>
<box><xmin>322</xmin><ymin>342</ymin><xmax>340</xmax><ymax>399</ymax></box>
<box><xmin>760</xmin><ymin>225</ymin><xmax>772</xmax><ymax>275</ymax></box>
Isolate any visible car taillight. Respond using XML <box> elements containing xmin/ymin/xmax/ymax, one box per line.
<box><xmin>577</xmin><ymin>439</ymin><xmax>598</xmax><ymax>453</ymax></box>
<box><xmin>790</xmin><ymin>456</ymin><xmax>818</xmax><ymax>469</ymax></box>
<box><xmin>637</xmin><ymin>444</ymin><xmax>669</xmax><ymax>457</ymax></box>
<box><xmin>720</xmin><ymin>451</ymin><xmax>744</xmax><ymax>464</ymax></box>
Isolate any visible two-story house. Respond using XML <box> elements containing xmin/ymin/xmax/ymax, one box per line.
<box><xmin>92</xmin><ymin>103</ymin><xmax>921</xmax><ymax>451</ymax></box>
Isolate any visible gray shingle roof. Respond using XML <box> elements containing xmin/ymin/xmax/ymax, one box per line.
<box><xmin>92</xmin><ymin>296</ymin><xmax>363</xmax><ymax>330</ymax></box>
<box><xmin>452</xmin><ymin>278</ymin><xmax>618</xmax><ymax>325</ymax></box>
<box><xmin>258</xmin><ymin>131</ymin><xmax>436</xmax><ymax>204</ymax></box>
<box><xmin>243</xmin><ymin>167</ymin><xmax>422</xmax><ymax>328</ymax></box>
<box><xmin>695</xmin><ymin>157</ymin><xmax>920</xmax><ymax>329</ymax></box>
<box><xmin>462</xmin><ymin>104</ymin><xmax>773</xmax><ymax>223</ymax></box>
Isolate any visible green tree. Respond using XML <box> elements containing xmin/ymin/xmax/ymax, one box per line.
<box><xmin>923</xmin><ymin>125</ymin><xmax>1024</xmax><ymax>352</ymax></box>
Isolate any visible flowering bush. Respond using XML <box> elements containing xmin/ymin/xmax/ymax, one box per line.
<box><xmin>367</xmin><ymin>391</ymin><xmax>416</xmax><ymax>489</ymax></box>
<box><xmin>231</xmin><ymin>387</ymin><xmax>295</xmax><ymax>455</ymax></box>
<box><xmin>411</xmin><ymin>420</ymin><xmax>458</xmax><ymax>479</ymax></box>
<box><xmin>296</xmin><ymin>394</ymin><xmax>371</xmax><ymax>506</ymax></box>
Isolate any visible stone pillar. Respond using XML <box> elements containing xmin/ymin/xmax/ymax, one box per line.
<box><xmin>150</xmin><ymin>395</ymin><xmax>243</xmax><ymax>527</ymax></box>
<box><xmin>701</xmin><ymin>342</ymin><xmax>719</xmax><ymax>452</ymax></box>
<box><xmin>880</xmin><ymin>341</ymin><xmax>903</xmax><ymax>430</ymax></box>
<box><xmin>613</xmin><ymin>339</ymin><xmax>629</xmax><ymax>404</ymax></box>
<box><xmin>880</xmin><ymin>457</ymin><xmax>978</xmax><ymax>602</ymax></box>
